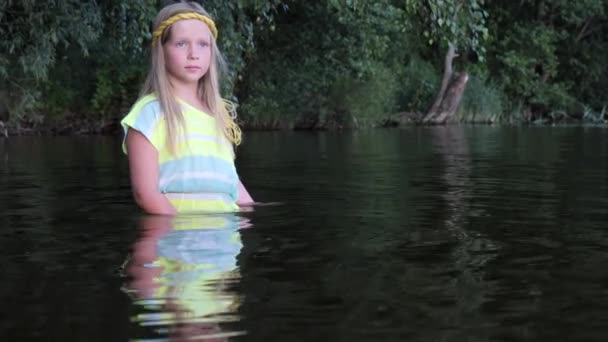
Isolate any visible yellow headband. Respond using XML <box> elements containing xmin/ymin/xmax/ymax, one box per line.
<box><xmin>152</xmin><ymin>12</ymin><xmax>218</xmax><ymax>46</ymax></box>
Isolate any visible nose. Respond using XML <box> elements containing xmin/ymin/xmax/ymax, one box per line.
<box><xmin>188</xmin><ymin>45</ymin><xmax>199</xmax><ymax>60</ymax></box>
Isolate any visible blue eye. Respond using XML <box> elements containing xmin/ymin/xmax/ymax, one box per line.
<box><xmin>176</xmin><ymin>41</ymin><xmax>185</xmax><ymax>47</ymax></box>
<box><xmin>199</xmin><ymin>41</ymin><xmax>209</xmax><ymax>47</ymax></box>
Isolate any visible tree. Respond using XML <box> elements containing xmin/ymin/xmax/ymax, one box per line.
<box><xmin>237</xmin><ymin>0</ymin><xmax>408</xmax><ymax>128</ymax></box>
<box><xmin>0</xmin><ymin>0</ymin><xmax>101</xmax><ymax>121</ymax></box>
<box><xmin>404</xmin><ymin>0</ymin><xmax>489</xmax><ymax>124</ymax></box>
<box><xmin>485</xmin><ymin>0</ymin><xmax>608</xmax><ymax>119</ymax></box>
<box><xmin>0</xmin><ymin>0</ymin><xmax>286</xmax><ymax>128</ymax></box>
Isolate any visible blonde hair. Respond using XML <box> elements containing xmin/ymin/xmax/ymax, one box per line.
<box><xmin>141</xmin><ymin>1</ymin><xmax>241</xmax><ymax>156</ymax></box>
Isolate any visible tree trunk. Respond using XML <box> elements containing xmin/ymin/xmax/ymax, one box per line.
<box><xmin>422</xmin><ymin>42</ymin><xmax>469</xmax><ymax>124</ymax></box>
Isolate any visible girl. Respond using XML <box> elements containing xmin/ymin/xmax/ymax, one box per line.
<box><xmin>121</xmin><ymin>2</ymin><xmax>253</xmax><ymax>215</ymax></box>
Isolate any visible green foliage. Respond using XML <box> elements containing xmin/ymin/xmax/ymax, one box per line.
<box><xmin>238</xmin><ymin>0</ymin><xmax>408</xmax><ymax>127</ymax></box>
<box><xmin>34</xmin><ymin>1</ymin><xmax>159</xmax><ymax>121</ymax></box>
<box><xmin>0</xmin><ymin>1</ymin><xmax>101</xmax><ymax>80</ymax></box>
<box><xmin>238</xmin><ymin>79</ymin><xmax>287</xmax><ymax>129</ymax></box>
<box><xmin>0</xmin><ymin>0</ymin><xmax>101</xmax><ymax>119</ymax></box>
<box><xmin>327</xmin><ymin>63</ymin><xmax>400</xmax><ymax>127</ymax></box>
<box><xmin>457</xmin><ymin>75</ymin><xmax>505</xmax><ymax>123</ymax></box>
<box><xmin>89</xmin><ymin>1</ymin><xmax>157</xmax><ymax>116</ymax></box>
<box><xmin>398</xmin><ymin>56</ymin><xmax>439</xmax><ymax>113</ymax></box>
<box><xmin>492</xmin><ymin>25</ymin><xmax>569</xmax><ymax>109</ymax></box>
<box><xmin>0</xmin><ymin>0</ymin><xmax>286</xmax><ymax>123</ymax></box>
<box><xmin>199</xmin><ymin>0</ymin><xmax>287</xmax><ymax>95</ymax></box>
<box><xmin>405</xmin><ymin>0</ymin><xmax>489</xmax><ymax>59</ymax></box>
<box><xmin>2</xmin><ymin>0</ymin><xmax>608</xmax><ymax>128</ymax></box>
<box><xmin>486</xmin><ymin>0</ymin><xmax>608</xmax><ymax>118</ymax></box>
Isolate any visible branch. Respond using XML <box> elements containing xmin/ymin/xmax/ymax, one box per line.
<box><xmin>576</xmin><ymin>19</ymin><xmax>605</xmax><ymax>42</ymax></box>
<box><xmin>575</xmin><ymin>17</ymin><xmax>593</xmax><ymax>42</ymax></box>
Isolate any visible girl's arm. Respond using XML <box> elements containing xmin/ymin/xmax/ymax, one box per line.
<box><xmin>126</xmin><ymin>129</ymin><xmax>177</xmax><ymax>215</ymax></box>
<box><xmin>237</xmin><ymin>180</ymin><xmax>254</xmax><ymax>206</ymax></box>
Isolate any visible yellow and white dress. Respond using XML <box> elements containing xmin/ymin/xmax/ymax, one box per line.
<box><xmin>121</xmin><ymin>94</ymin><xmax>239</xmax><ymax>213</ymax></box>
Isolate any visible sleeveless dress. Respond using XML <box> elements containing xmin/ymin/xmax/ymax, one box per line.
<box><xmin>121</xmin><ymin>95</ymin><xmax>239</xmax><ymax>213</ymax></box>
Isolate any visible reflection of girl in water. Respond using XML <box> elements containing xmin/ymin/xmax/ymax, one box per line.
<box><xmin>123</xmin><ymin>213</ymin><xmax>248</xmax><ymax>341</ymax></box>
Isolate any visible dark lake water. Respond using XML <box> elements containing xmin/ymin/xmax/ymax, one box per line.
<box><xmin>1</xmin><ymin>126</ymin><xmax>608</xmax><ymax>341</ymax></box>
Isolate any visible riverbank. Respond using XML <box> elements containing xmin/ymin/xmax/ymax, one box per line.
<box><xmin>0</xmin><ymin>116</ymin><xmax>363</xmax><ymax>136</ymax></box>
<box><xmin>1</xmin><ymin>110</ymin><xmax>606</xmax><ymax>138</ymax></box>
<box><xmin>0</xmin><ymin>118</ymin><xmax>120</xmax><ymax>137</ymax></box>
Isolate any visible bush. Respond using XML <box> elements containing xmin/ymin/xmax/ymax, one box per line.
<box><xmin>326</xmin><ymin>63</ymin><xmax>399</xmax><ymax>127</ymax></box>
<box><xmin>396</xmin><ymin>56</ymin><xmax>439</xmax><ymax>113</ymax></box>
<box><xmin>457</xmin><ymin>75</ymin><xmax>505</xmax><ymax>123</ymax></box>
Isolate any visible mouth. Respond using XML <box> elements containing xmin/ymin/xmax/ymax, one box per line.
<box><xmin>185</xmin><ymin>66</ymin><xmax>201</xmax><ymax>70</ymax></box>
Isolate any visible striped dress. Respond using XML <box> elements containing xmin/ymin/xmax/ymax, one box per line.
<box><xmin>121</xmin><ymin>94</ymin><xmax>239</xmax><ymax>213</ymax></box>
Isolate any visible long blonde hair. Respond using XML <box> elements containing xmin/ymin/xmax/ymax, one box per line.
<box><xmin>141</xmin><ymin>1</ymin><xmax>241</xmax><ymax>156</ymax></box>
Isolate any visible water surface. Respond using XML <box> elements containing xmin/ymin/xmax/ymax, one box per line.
<box><xmin>1</xmin><ymin>126</ymin><xmax>608</xmax><ymax>341</ymax></box>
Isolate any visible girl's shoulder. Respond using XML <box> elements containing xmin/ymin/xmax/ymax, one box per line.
<box><xmin>129</xmin><ymin>94</ymin><xmax>161</xmax><ymax>116</ymax></box>
<box><xmin>121</xmin><ymin>94</ymin><xmax>164</xmax><ymax>136</ymax></box>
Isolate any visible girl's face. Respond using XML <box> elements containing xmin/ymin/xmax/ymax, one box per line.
<box><xmin>163</xmin><ymin>19</ymin><xmax>212</xmax><ymax>89</ymax></box>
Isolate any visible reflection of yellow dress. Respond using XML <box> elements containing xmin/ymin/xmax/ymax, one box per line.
<box><xmin>129</xmin><ymin>214</ymin><xmax>243</xmax><ymax>331</ymax></box>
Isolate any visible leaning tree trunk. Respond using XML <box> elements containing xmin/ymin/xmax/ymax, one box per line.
<box><xmin>422</xmin><ymin>42</ymin><xmax>469</xmax><ymax>124</ymax></box>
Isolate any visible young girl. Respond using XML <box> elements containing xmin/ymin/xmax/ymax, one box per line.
<box><xmin>121</xmin><ymin>2</ymin><xmax>253</xmax><ymax>215</ymax></box>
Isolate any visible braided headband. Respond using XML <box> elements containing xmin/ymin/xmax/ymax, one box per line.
<box><xmin>152</xmin><ymin>12</ymin><xmax>218</xmax><ymax>46</ymax></box>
